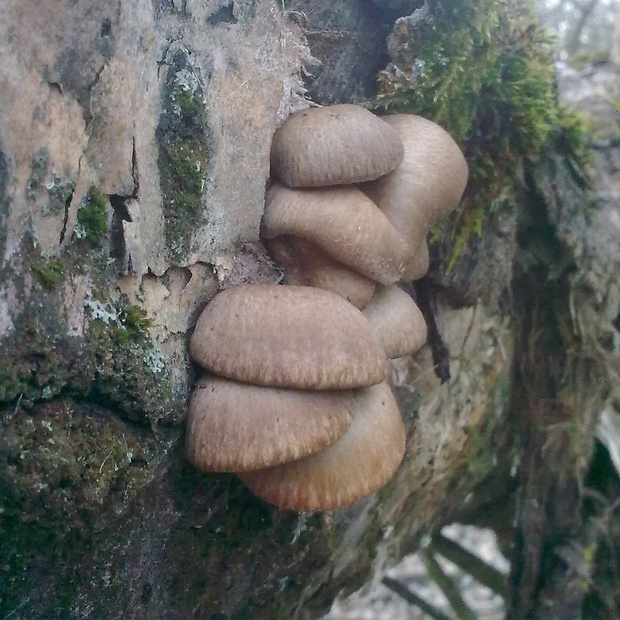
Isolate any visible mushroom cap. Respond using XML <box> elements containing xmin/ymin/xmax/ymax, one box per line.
<box><xmin>186</xmin><ymin>375</ymin><xmax>355</xmax><ymax>472</ymax></box>
<box><xmin>190</xmin><ymin>285</ymin><xmax>387</xmax><ymax>390</ymax></box>
<box><xmin>271</xmin><ymin>104</ymin><xmax>404</xmax><ymax>188</ymax></box>
<box><xmin>263</xmin><ymin>183</ymin><xmax>409</xmax><ymax>285</ymax></box>
<box><xmin>239</xmin><ymin>381</ymin><xmax>406</xmax><ymax>511</ymax></box>
<box><xmin>266</xmin><ymin>235</ymin><xmax>376</xmax><ymax>310</ymax></box>
<box><xmin>360</xmin><ymin>114</ymin><xmax>468</xmax><ymax>250</ymax></box>
<box><xmin>402</xmin><ymin>238</ymin><xmax>430</xmax><ymax>281</ymax></box>
<box><xmin>362</xmin><ymin>285</ymin><xmax>428</xmax><ymax>359</ymax></box>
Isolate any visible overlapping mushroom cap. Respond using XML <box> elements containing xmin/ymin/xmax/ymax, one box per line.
<box><xmin>263</xmin><ymin>183</ymin><xmax>409</xmax><ymax>285</ymax></box>
<box><xmin>363</xmin><ymin>285</ymin><xmax>428</xmax><ymax>359</ymax></box>
<box><xmin>361</xmin><ymin>114</ymin><xmax>468</xmax><ymax>257</ymax></box>
<box><xmin>266</xmin><ymin>235</ymin><xmax>376</xmax><ymax>309</ymax></box>
<box><xmin>403</xmin><ymin>238</ymin><xmax>430</xmax><ymax>281</ymax></box>
<box><xmin>239</xmin><ymin>381</ymin><xmax>406</xmax><ymax>511</ymax></box>
<box><xmin>270</xmin><ymin>104</ymin><xmax>404</xmax><ymax>187</ymax></box>
<box><xmin>190</xmin><ymin>285</ymin><xmax>387</xmax><ymax>390</ymax></box>
<box><xmin>186</xmin><ymin>375</ymin><xmax>355</xmax><ymax>472</ymax></box>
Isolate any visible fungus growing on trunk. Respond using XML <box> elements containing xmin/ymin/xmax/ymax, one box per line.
<box><xmin>189</xmin><ymin>284</ymin><xmax>387</xmax><ymax>390</ymax></box>
<box><xmin>360</xmin><ymin>113</ymin><xmax>468</xmax><ymax>269</ymax></box>
<box><xmin>186</xmin><ymin>375</ymin><xmax>355</xmax><ymax>472</ymax></box>
<box><xmin>402</xmin><ymin>237</ymin><xmax>430</xmax><ymax>281</ymax></box>
<box><xmin>363</xmin><ymin>285</ymin><xmax>428</xmax><ymax>359</ymax></box>
<box><xmin>263</xmin><ymin>183</ymin><xmax>409</xmax><ymax>285</ymax></box>
<box><xmin>239</xmin><ymin>381</ymin><xmax>406</xmax><ymax>511</ymax></box>
<box><xmin>270</xmin><ymin>104</ymin><xmax>404</xmax><ymax>188</ymax></box>
<box><xmin>184</xmin><ymin>106</ymin><xmax>468</xmax><ymax>511</ymax></box>
<box><xmin>266</xmin><ymin>235</ymin><xmax>376</xmax><ymax>309</ymax></box>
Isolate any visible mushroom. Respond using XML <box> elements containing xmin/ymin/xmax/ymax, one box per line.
<box><xmin>362</xmin><ymin>285</ymin><xmax>428</xmax><ymax>359</ymax></box>
<box><xmin>270</xmin><ymin>104</ymin><xmax>404</xmax><ymax>188</ymax></box>
<box><xmin>266</xmin><ymin>235</ymin><xmax>376</xmax><ymax>309</ymax></box>
<box><xmin>402</xmin><ymin>237</ymin><xmax>430</xmax><ymax>281</ymax></box>
<box><xmin>238</xmin><ymin>381</ymin><xmax>406</xmax><ymax>511</ymax></box>
<box><xmin>190</xmin><ymin>285</ymin><xmax>387</xmax><ymax>390</ymax></box>
<box><xmin>186</xmin><ymin>375</ymin><xmax>355</xmax><ymax>471</ymax></box>
<box><xmin>263</xmin><ymin>183</ymin><xmax>409</xmax><ymax>285</ymax></box>
<box><xmin>360</xmin><ymin>114</ymin><xmax>468</xmax><ymax>260</ymax></box>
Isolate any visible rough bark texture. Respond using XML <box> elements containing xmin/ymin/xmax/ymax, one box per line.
<box><xmin>505</xmin><ymin>62</ymin><xmax>620</xmax><ymax>620</ymax></box>
<box><xmin>0</xmin><ymin>1</ymin><xmax>616</xmax><ymax>619</ymax></box>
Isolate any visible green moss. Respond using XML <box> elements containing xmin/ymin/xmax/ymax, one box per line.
<box><xmin>0</xmin><ymin>400</ymin><xmax>177</xmax><ymax>616</ymax></box>
<box><xmin>157</xmin><ymin>53</ymin><xmax>210</xmax><ymax>261</ymax></box>
<box><xmin>83</xmin><ymin>296</ymin><xmax>173</xmax><ymax>419</ymax></box>
<box><xmin>27</xmin><ymin>148</ymin><xmax>49</xmax><ymax>200</ymax></box>
<box><xmin>112</xmin><ymin>303</ymin><xmax>155</xmax><ymax>344</ymax></box>
<box><xmin>368</xmin><ymin>0</ymin><xmax>592</xmax><ymax>267</ymax></box>
<box><xmin>29</xmin><ymin>253</ymin><xmax>65</xmax><ymax>288</ymax></box>
<box><xmin>75</xmin><ymin>186</ymin><xmax>108</xmax><ymax>247</ymax></box>
<box><xmin>0</xmin><ymin>262</ymin><xmax>177</xmax><ymax>424</ymax></box>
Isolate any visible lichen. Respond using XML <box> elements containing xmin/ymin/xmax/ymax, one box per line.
<box><xmin>368</xmin><ymin>0</ymin><xmax>592</xmax><ymax>268</ymax></box>
<box><xmin>44</xmin><ymin>175</ymin><xmax>76</xmax><ymax>217</ymax></box>
<box><xmin>157</xmin><ymin>52</ymin><xmax>211</xmax><ymax>262</ymax></box>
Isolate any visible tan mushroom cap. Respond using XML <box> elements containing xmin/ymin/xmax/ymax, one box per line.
<box><xmin>361</xmin><ymin>114</ymin><xmax>468</xmax><ymax>252</ymax></box>
<box><xmin>239</xmin><ymin>381</ymin><xmax>406</xmax><ymax>511</ymax></box>
<box><xmin>186</xmin><ymin>375</ymin><xmax>355</xmax><ymax>472</ymax></box>
<box><xmin>190</xmin><ymin>285</ymin><xmax>387</xmax><ymax>390</ymax></box>
<box><xmin>363</xmin><ymin>285</ymin><xmax>428</xmax><ymax>359</ymax></box>
<box><xmin>271</xmin><ymin>104</ymin><xmax>404</xmax><ymax>188</ymax></box>
<box><xmin>402</xmin><ymin>237</ymin><xmax>430</xmax><ymax>281</ymax></box>
<box><xmin>266</xmin><ymin>235</ymin><xmax>376</xmax><ymax>310</ymax></box>
<box><xmin>263</xmin><ymin>183</ymin><xmax>409</xmax><ymax>285</ymax></box>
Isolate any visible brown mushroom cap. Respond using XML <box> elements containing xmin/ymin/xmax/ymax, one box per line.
<box><xmin>362</xmin><ymin>285</ymin><xmax>427</xmax><ymax>359</ymax></box>
<box><xmin>360</xmin><ymin>114</ymin><xmax>468</xmax><ymax>251</ymax></box>
<box><xmin>271</xmin><ymin>104</ymin><xmax>404</xmax><ymax>188</ymax></box>
<box><xmin>266</xmin><ymin>235</ymin><xmax>376</xmax><ymax>310</ymax></box>
<box><xmin>239</xmin><ymin>381</ymin><xmax>406</xmax><ymax>511</ymax></box>
<box><xmin>186</xmin><ymin>375</ymin><xmax>355</xmax><ymax>472</ymax></box>
<box><xmin>190</xmin><ymin>285</ymin><xmax>387</xmax><ymax>390</ymax></box>
<box><xmin>263</xmin><ymin>183</ymin><xmax>409</xmax><ymax>285</ymax></box>
<box><xmin>402</xmin><ymin>237</ymin><xmax>430</xmax><ymax>281</ymax></box>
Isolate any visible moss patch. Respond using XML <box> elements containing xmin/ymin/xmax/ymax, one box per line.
<box><xmin>157</xmin><ymin>51</ymin><xmax>211</xmax><ymax>262</ymax></box>
<box><xmin>29</xmin><ymin>253</ymin><xmax>65</xmax><ymax>289</ymax></box>
<box><xmin>74</xmin><ymin>186</ymin><xmax>108</xmax><ymax>248</ymax></box>
<box><xmin>1</xmin><ymin>246</ymin><xmax>180</xmax><ymax>424</ymax></box>
<box><xmin>0</xmin><ymin>399</ymin><xmax>177</xmax><ymax>616</ymax></box>
<box><xmin>369</xmin><ymin>0</ymin><xmax>591</xmax><ymax>267</ymax></box>
<box><xmin>164</xmin><ymin>469</ymin><xmax>342</xmax><ymax>618</ymax></box>
<box><xmin>27</xmin><ymin>148</ymin><xmax>49</xmax><ymax>201</ymax></box>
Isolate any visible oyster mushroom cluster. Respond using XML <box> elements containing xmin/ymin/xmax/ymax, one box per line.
<box><xmin>186</xmin><ymin>104</ymin><xmax>468</xmax><ymax>512</ymax></box>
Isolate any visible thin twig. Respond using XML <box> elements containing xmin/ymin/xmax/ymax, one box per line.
<box><xmin>382</xmin><ymin>576</ymin><xmax>453</xmax><ymax>620</ymax></box>
<box><xmin>422</xmin><ymin>549</ymin><xmax>477</xmax><ymax>620</ymax></box>
<box><xmin>430</xmin><ymin>532</ymin><xmax>509</xmax><ymax>599</ymax></box>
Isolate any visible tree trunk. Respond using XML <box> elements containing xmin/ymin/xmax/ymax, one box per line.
<box><xmin>1</xmin><ymin>1</ymin><xmax>617</xmax><ymax>618</ymax></box>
